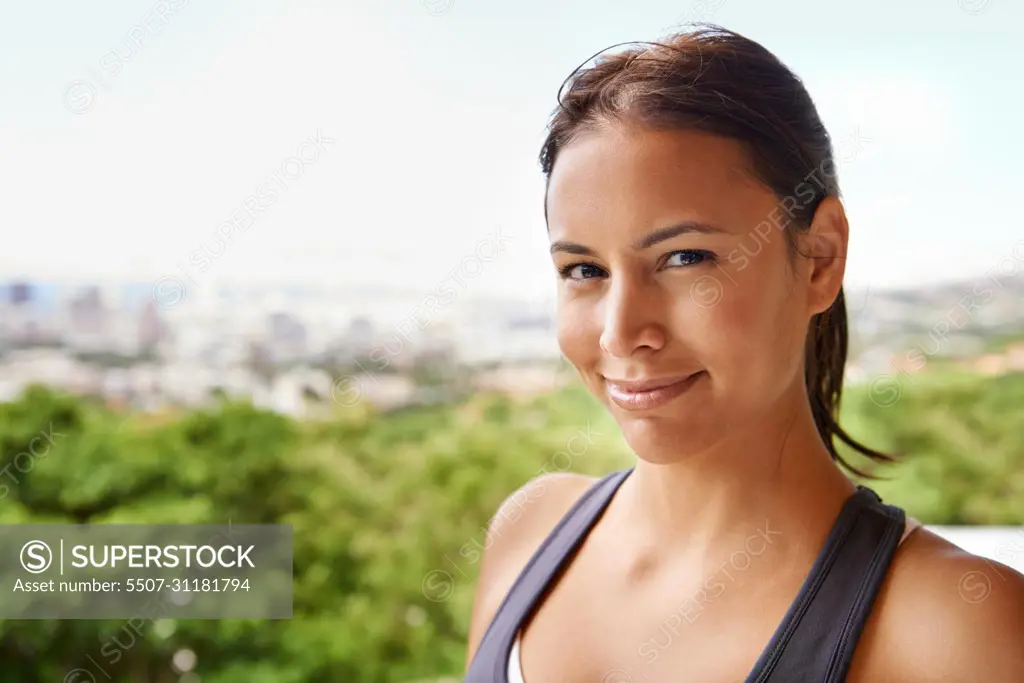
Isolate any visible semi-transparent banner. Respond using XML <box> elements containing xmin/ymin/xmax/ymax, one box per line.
<box><xmin>0</xmin><ymin>524</ymin><xmax>292</xmax><ymax>619</ymax></box>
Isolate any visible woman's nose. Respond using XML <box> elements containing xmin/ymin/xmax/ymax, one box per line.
<box><xmin>598</xmin><ymin>282</ymin><xmax>667</xmax><ymax>358</ymax></box>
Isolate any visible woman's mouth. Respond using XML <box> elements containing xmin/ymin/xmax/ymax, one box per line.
<box><xmin>603</xmin><ymin>372</ymin><xmax>706</xmax><ymax>412</ymax></box>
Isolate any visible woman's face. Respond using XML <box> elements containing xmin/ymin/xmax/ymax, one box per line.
<box><xmin>546</xmin><ymin>124</ymin><xmax>845</xmax><ymax>463</ymax></box>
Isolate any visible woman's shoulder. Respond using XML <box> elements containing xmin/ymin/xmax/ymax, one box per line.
<box><xmin>478</xmin><ymin>471</ymin><xmax>602</xmax><ymax>576</ymax></box>
<box><xmin>850</xmin><ymin>527</ymin><xmax>1024</xmax><ymax>681</ymax></box>
<box><xmin>465</xmin><ymin>472</ymin><xmax>601</xmax><ymax>666</ymax></box>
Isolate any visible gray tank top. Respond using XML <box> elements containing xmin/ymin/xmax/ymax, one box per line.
<box><xmin>465</xmin><ymin>468</ymin><xmax>907</xmax><ymax>682</ymax></box>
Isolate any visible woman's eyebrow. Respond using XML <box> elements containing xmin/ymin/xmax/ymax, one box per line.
<box><xmin>549</xmin><ymin>221</ymin><xmax>728</xmax><ymax>255</ymax></box>
<box><xmin>630</xmin><ymin>221</ymin><xmax>728</xmax><ymax>250</ymax></box>
<box><xmin>549</xmin><ymin>241</ymin><xmax>596</xmax><ymax>256</ymax></box>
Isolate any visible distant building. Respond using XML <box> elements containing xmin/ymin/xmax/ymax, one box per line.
<box><xmin>344</xmin><ymin>316</ymin><xmax>376</xmax><ymax>352</ymax></box>
<box><xmin>9</xmin><ymin>281</ymin><xmax>32</xmax><ymax>306</ymax></box>
<box><xmin>0</xmin><ymin>281</ymin><xmax>58</xmax><ymax>346</ymax></box>
<box><xmin>967</xmin><ymin>342</ymin><xmax>1024</xmax><ymax>376</ymax></box>
<box><xmin>1008</xmin><ymin>342</ymin><xmax>1024</xmax><ymax>370</ymax></box>
<box><xmin>0</xmin><ymin>348</ymin><xmax>103</xmax><ymax>399</ymax></box>
<box><xmin>67</xmin><ymin>286</ymin><xmax>109</xmax><ymax>350</ymax></box>
<box><xmin>473</xmin><ymin>361</ymin><xmax>571</xmax><ymax>398</ymax></box>
<box><xmin>255</xmin><ymin>366</ymin><xmax>334</xmax><ymax>417</ymax></box>
<box><xmin>137</xmin><ymin>300</ymin><xmax>168</xmax><ymax>353</ymax></box>
<box><xmin>267</xmin><ymin>311</ymin><xmax>308</xmax><ymax>362</ymax></box>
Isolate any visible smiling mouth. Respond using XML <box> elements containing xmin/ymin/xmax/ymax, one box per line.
<box><xmin>603</xmin><ymin>372</ymin><xmax>705</xmax><ymax>411</ymax></box>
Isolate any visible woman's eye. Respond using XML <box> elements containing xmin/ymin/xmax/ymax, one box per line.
<box><xmin>664</xmin><ymin>250</ymin><xmax>713</xmax><ymax>267</ymax></box>
<box><xmin>559</xmin><ymin>263</ymin><xmax>605</xmax><ymax>280</ymax></box>
<box><xmin>558</xmin><ymin>251</ymin><xmax>714</xmax><ymax>280</ymax></box>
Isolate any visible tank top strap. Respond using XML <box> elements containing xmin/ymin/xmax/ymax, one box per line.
<box><xmin>746</xmin><ymin>485</ymin><xmax>906</xmax><ymax>683</ymax></box>
<box><xmin>464</xmin><ymin>468</ymin><xmax>633</xmax><ymax>683</ymax></box>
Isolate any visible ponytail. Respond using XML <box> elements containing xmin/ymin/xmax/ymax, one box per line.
<box><xmin>805</xmin><ymin>288</ymin><xmax>896</xmax><ymax>478</ymax></box>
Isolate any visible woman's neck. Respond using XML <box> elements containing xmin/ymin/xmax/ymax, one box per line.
<box><xmin>613</xmin><ymin>386</ymin><xmax>857</xmax><ymax>558</ymax></box>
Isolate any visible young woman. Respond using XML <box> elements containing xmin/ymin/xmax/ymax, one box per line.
<box><xmin>463</xmin><ymin>24</ymin><xmax>1024</xmax><ymax>683</ymax></box>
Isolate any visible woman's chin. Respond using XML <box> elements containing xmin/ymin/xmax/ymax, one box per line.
<box><xmin>618</xmin><ymin>417</ymin><xmax>717</xmax><ymax>465</ymax></box>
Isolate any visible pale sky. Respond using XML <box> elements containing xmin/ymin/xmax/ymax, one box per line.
<box><xmin>1</xmin><ymin>0</ymin><xmax>1021</xmax><ymax>303</ymax></box>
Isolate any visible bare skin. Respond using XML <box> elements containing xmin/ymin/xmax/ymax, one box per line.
<box><xmin>465</xmin><ymin>124</ymin><xmax>1024</xmax><ymax>682</ymax></box>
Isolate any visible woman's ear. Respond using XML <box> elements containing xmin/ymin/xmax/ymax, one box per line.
<box><xmin>802</xmin><ymin>196</ymin><xmax>849</xmax><ymax>316</ymax></box>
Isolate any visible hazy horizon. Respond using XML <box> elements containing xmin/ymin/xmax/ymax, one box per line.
<box><xmin>3</xmin><ymin>0</ymin><xmax>1021</xmax><ymax>304</ymax></box>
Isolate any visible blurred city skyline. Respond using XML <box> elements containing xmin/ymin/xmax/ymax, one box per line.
<box><xmin>2</xmin><ymin>0</ymin><xmax>1021</xmax><ymax>302</ymax></box>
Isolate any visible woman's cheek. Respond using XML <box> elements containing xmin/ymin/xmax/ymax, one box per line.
<box><xmin>556</xmin><ymin>302</ymin><xmax>598</xmax><ymax>366</ymax></box>
<box><xmin>678</xmin><ymin>278</ymin><xmax>767</xmax><ymax>374</ymax></box>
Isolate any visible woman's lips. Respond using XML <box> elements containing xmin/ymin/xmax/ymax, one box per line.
<box><xmin>603</xmin><ymin>372</ymin><xmax>705</xmax><ymax>411</ymax></box>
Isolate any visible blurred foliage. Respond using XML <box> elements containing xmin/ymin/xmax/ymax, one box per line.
<box><xmin>842</xmin><ymin>370</ymin><xmax>1024</xmax><ymax>524</ymax></box>
<box><xmin>0</xmin><ymin>369</ymin><xmax>1020</xmax><ymax>682</ymax></box>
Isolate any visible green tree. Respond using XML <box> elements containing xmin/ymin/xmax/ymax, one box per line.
<box><xmin>0</xmin><ymin>368</ymin><xmax>1020</xmax><ymax>682</ymax></box>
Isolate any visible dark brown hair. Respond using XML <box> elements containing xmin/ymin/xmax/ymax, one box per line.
<box><xmin>538</xmin><ymin>23</ymin><xmax>893</xmax><ymax>477</ymax></box>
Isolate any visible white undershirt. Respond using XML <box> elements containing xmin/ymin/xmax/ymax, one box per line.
<box><xmin>507</xmin><ymin>516</ymin><xmax>922</xmax><ymax>682</ymax></box>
